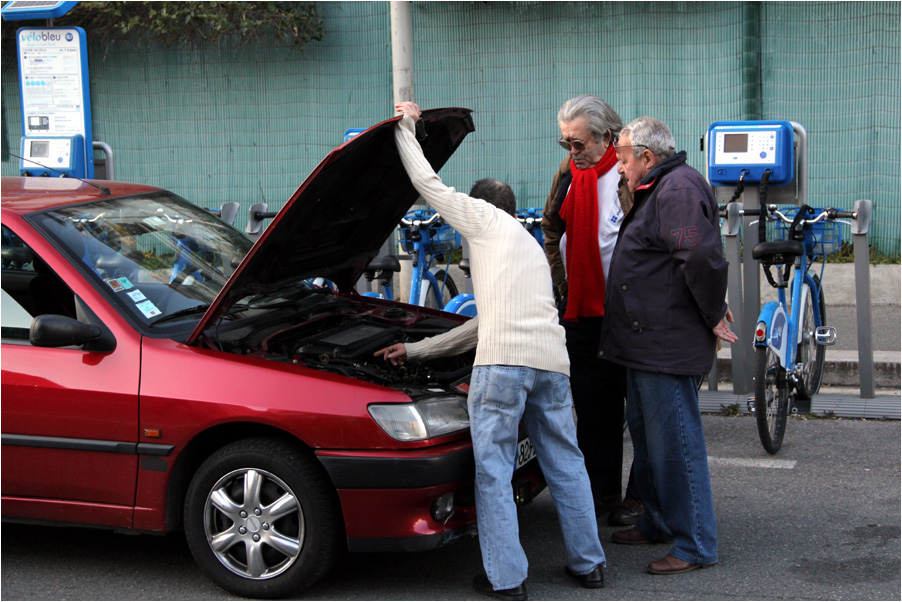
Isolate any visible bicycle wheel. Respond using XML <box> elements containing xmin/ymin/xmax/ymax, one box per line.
<box><xmin>754</xmin><ymin>346</ymin><xmax>789</xmax><ymax>454</ymax></box>
<box><xmin>796</xmin><ymin>274</ymin><xmax>826</xmax><ymax>400</ymax></box>
<box><xmin>422</xmin><ymin>269</ymin><xmax>459</xmax><ymax>309</ymax></box>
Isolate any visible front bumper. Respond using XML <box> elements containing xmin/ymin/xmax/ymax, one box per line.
<box><xmin>316</xmin><ymin>439</ymin><xmax>546</xmax><ymax>553</ymax></box>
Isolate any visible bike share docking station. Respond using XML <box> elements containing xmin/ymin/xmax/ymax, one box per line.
<box><xmin>4</xmin><ymin>1</ymin><xmax>116</xmax><ymax>180</ymax></box>
<box><xmin>703</xmin><ymin>121</ymin><xmax>878</xmax><ymax>407</ymax></box>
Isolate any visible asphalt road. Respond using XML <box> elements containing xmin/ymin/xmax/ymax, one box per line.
<box><xmin>2</xmin><ymin>415</ymin><xmax>899</xmax><ymax>601</ymax></box>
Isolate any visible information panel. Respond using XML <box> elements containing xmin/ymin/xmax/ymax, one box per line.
<box><xmin>17</xmin><ymin>27</ymin><xmax>93</xmax><ymax>177</ymax></box>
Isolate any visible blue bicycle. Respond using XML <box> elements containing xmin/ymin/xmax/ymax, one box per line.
<box><xmin>747</xmin><ymin>203</ymin><xmax>854</xmax><ymax>453</ymax></box>
<box><xmin>516</xmin><ymin>207</ymin><xmax>545</xmax><ymax>247</ymax></box>
<box><xmin>363</xmin><ymin>209</ymin><xmax>462</xmax><ymax>311</ymax></box>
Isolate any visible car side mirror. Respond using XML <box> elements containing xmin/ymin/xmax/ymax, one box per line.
<box><xmin>30</xmin><ymin>314</ymin><xmax>116</xmax><ymax>353</ymax></box>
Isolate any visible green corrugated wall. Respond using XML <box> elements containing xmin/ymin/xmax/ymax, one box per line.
<box><xmin>2</xmin><ymin>1</ymin><xmax>899</xmax><ymax>255</ymax></box>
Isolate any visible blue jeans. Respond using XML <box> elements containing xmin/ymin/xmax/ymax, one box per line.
<box><xmin>469</xmin><ymin>365</ymin><xmax>605</xmax><ymax>590</ymax></box>
<box><xmin>625</xmin><ymin>368</ymin><xmax>718</xmax><ymax>565</ymax></box>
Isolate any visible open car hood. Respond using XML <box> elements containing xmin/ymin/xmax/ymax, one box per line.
<box><xmin>188</xmin><ymin>108</ymin><xmax>474</xmax><ymax>343</ymax></box>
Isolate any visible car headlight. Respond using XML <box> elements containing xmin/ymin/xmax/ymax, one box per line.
<box><xmin>369</xmin><ymin>396</ymin><xmax>469</xmax><ymax>441</ymax></box>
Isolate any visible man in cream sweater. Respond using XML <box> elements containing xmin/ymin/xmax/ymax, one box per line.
<box><xmin>375</xmin><ymin>102</ymin><xmax>605</xmax><ymax>600</ymax></box>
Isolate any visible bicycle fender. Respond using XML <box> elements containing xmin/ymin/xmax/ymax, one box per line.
<box><xmin>444</xmin><ymin>293</ymin><xmax>477</xmax><ymax>317</ymax></box>
<box><xmin>755</xmin><ymin>301</ymin><xmax>789</xmax><ymax>368</ymax></box>
<box><xmin>419</xmin><ymin>266</ymin><xmax>453</xmax><ymax>306</ymax></box>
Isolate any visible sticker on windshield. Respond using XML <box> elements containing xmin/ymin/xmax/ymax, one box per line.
<box><xmin>135</xmin><ymin>299</ymin><xmax>162</xmax><ymax>319</ymax></box>
<box><xmin>127</xmin><ymin>289</ymin><xmax>147</xmax><ymax>303</ymax></box>
<box><xmin>106</xmin><ymin>277</ymin><xmax>135</xmax><ymax>293</ymax></box>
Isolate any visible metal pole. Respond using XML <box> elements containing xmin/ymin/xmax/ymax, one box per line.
<box><xmin>852</xmin><ymin>200</ymin><xmax>875</xmax><ymax>398</ymax></box>
<box><xmin>738</xmin><ymin>188</ymin><xmax>760</xmax><ymax>394</ymax></box>
<box><xmin>789</xmin><ymin>122</ymin><xmax>808</xmax><ymax>207</ymax></box>
<box><xmin>390</xmin><ymin>2</ymin><xmax>414</xmax><ymax>105</ymax></box>
<box><xmin>390</xmin><ymin>1</ymin><xmax>415</xmax><ymax>297</ymax></box>
<box><xmin>92</xmin><ymin>141</ymin><xmax>114</xmax><ymax>181</ymax></box>
<box><xmin>722</xmin><ymin>202</ymin><xmax>745</xmax><ymax>393</ymax></box>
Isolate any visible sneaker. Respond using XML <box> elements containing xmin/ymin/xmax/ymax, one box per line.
<box><xmin>608</xmin><ymin>497</ymin><xmax>644</xmax><ymax>526</ymax></box>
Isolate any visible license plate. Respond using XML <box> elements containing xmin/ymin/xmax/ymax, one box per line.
<box><xmin>515</xmin><ymin>437</ymin><xmax>536</xmax><ymax>469</ymax></box>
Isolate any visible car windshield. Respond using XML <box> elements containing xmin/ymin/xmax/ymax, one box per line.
<box><xmin>27</xmin><ymin>191</ymin><xmax>253</xmax><ymax>332</ymax></box>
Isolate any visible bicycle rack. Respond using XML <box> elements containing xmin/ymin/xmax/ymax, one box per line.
<box><xmin>718</xmin><ymin>198</ymin><xmax>875</xmax><ymax>399</ymax></box>
<box><xmin>708</xmin><ymin>123</ymin><xmax>877</xmax><ymax>400</ymax></box>
<box><xmin>208</xmin><ymin>202</ymin><xmax>239</xmax><ymax>226</ymax></box>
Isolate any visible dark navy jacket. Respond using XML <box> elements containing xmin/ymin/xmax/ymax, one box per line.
<box><xmin>598</xmin><ymin>152</ymin><xmax>728</xmax><ymax>375</ymax></box>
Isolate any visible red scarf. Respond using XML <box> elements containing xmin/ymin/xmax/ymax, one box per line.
<box><xmin>559</xmin><ymin>143</ymin><xmax>618</xmax><ymax>321</ymax></box>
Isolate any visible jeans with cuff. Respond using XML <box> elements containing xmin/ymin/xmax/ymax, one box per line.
<box><xmin>625</xmin><ymin>367</ymin><xmax>718</xmax><ymax>565</ymax></box>
<box><xmin>469</xmin><ymin>364</ymin><xmax>605</xmax><ymax>590</ymax></box>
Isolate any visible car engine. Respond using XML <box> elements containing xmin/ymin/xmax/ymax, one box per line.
<box><xmin>209</xmin><ymin>291</ymin><xmax>473</xmax><ymax>392</ymax></box>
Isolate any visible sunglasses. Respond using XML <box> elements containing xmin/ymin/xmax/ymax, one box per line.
<box><xmin>557</xmin><ymin>134</ymin><xmax>594</xmax><ymax>153</ymax></box>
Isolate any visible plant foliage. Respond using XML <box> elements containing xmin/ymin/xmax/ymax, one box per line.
<box><xmin>2</xmin><ymin>1</ymin><xmax>324</xmax><ymax>61</ymax></box>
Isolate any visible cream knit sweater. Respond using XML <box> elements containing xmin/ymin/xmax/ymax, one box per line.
<box><xmin>396</xmin><ymin>115</ymin><xmax>570</xmax><ymax>376</ymax></box>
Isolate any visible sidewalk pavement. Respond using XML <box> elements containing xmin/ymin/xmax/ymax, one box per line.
<box><xmin>701</xmin><ymin>347</ymin><xmax>900</xmax><ymax>420</ymax></box>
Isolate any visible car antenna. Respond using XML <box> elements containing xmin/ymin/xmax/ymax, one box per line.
<box><xmin>9</xmin><ymin>153</ymin><xmax>112</xmax><ymax>196</ymax></box>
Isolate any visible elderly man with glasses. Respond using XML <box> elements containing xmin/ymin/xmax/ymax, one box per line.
<box><xmin>541</xmin><ymin>95</ymin><xmax>643</xmax><ymax>528</ymax></box>
<box><xmin>601</xmin><ymin>116</ymin><xmax>737</xmax><ymax>575</ymax></box>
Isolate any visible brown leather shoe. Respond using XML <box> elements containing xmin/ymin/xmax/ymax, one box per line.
<box><xmin>647</xmin><ymin>554</ymin><xmax>711</xmax><ymax>575</ymax></box>
<box><xmin>611</xmin><ymin>528</ymin><xmax>665</xmax><ymax>545</ymax></box>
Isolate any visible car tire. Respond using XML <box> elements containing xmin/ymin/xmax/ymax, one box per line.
<box><xmin>183</xmin><ymin>438</ymin><xmax>341</xmax><ymax>599</ymax></box>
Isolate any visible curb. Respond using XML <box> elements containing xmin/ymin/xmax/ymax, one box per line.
<box><xmin>702</xmin><ymin>349</ymin><xmax>900</xmax><ymax>420</ymax></box>
<box><xmin>711</xmin><ymin>349</ymin><xmax>901</xmax><ymax>388</ymax></box>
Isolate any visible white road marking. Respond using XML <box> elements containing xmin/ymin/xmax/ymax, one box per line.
<box><xmin>707</xmin><ymin>456</ymin><xmax>797</xmax><ymax>470</ymax></box>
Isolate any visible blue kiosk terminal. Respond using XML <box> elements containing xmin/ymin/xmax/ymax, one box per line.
<box><xmin>3</xmin><ymin>1</ymin><xmax>93</xmax><ymax>178</ymax></box>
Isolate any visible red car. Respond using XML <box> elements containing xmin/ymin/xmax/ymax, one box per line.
<box><xmin>1</xmin><ymin>109</ymin><xmax>545</xmax><ymax>598</ymax></box>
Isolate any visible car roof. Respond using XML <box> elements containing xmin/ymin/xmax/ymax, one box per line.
<box><xmin>1</xmin><ymin>177</ymin><xmax>160</xmax><ymax>215</ymax></box>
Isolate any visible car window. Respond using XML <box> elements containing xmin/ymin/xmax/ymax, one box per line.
<box><xmin>26</xmin><ymin>191</ymin><xmax>253</xmax><ymax>334</ymax></box>
<box><xmin>1</xmin><ymin>225</ymin><xmax>78</xmax><ymax>343</ymax></box>
<box><xmin>1</xmin><ymin>288</ymin><xmax>33</xmax><ymax>341</ymax></box>
<box><xmin>1</xmin><ymin>225</ymin><xmax>34</xmax><ymax>272</ymax></box>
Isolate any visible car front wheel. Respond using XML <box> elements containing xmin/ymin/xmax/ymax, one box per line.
<box><xmin>184</xmin><ymin>438</ymin><xmax>341</xmax><ymax>598</ymax></box>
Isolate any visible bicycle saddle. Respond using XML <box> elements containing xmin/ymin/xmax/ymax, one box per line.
<box><xmin>365</xmin><ymin>255</ymin><xmax>401</xmax><ymax>275</ymax></box>
<box><xmin>751</xmin><ymin>240</ymin><xmax>805</xmax><ymax>263</ymax></box>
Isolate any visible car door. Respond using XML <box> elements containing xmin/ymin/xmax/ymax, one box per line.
<box><xmin>1</xmin><ymin>226</ymin><xmax>140</xmax><ymax>526</ymax></box>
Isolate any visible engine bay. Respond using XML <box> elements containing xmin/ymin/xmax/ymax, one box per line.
<box><xmin>203</xmin><ymin>290</ymin><xmax>474</xmax><ymax>393</ymax></box>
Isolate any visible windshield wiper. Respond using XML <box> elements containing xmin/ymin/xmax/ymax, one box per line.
<box><xmin>151</xmin><ymin>304</ymin><xmax>211</xmax><ymax>326</ymax></box>
<box><xmin>151</xmin><ymin>302</ymin><xmax>250</xmax><ymax>326</ymax></box>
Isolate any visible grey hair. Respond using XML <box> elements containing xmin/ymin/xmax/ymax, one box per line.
<box><xmin>558</xmin><ymin>95</ymin><xmax>623</xmax><ymax>145</ymax></box>
<box><xmin>469</xmin><ymin>179</ymin><xmax>517</xmax><ymax>216</ymax></box>
<box><xmin>620</xmin><ymin>117</ymin><xmax>676</xmax><ymax>159</ymax></box>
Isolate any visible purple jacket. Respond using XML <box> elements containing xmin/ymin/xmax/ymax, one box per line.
<box><xmin>599</xmin><ymin>152</ymin><xmax>728</xmax><ymax>375</ymax></box>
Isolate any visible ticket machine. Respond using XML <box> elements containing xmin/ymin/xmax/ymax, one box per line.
<box><xmin>19</xmin><ymin>135</ymin><xmax>87</xmax><ymax>178</ymax></box>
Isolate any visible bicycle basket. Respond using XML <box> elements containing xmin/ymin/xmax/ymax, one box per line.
<box><xmin>397</xmin><ymin>212</ymin><xmax>461</xmax><ymax>255</ymax></box>
<box><xmin>774</xmin><ymin>207</ymin><xmax>841</xmax><ymax>257</ymax></box>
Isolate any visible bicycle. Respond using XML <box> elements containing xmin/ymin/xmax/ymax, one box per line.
<box><xmin>364</xmin><ymin>207</ymin><xmax>549</xmax><ymax>317</ymax></box>
<box><xmin>743</xmin><ymin>203</ymin><xmax>855</xmax><ymax>453</ymax></box>
<box><xmin>362</xmin><ymin>209</ymin><xmax>461</xmax><ymax>311</ymax></box>
<box><xmin>516</xmin><ymin>207</ymin><xmax>545</xmax><ymax>247</ymax></box>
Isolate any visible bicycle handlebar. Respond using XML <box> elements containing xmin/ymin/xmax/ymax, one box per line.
<box><xmin>718</xmin><ymin>203</ymin><xmax>856</xmax><ymax>223</ymax></box>
<box><xmin>399</xmin><ymin>212</ymin><xmax>443</xmax><ymax>229</ymax></box>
